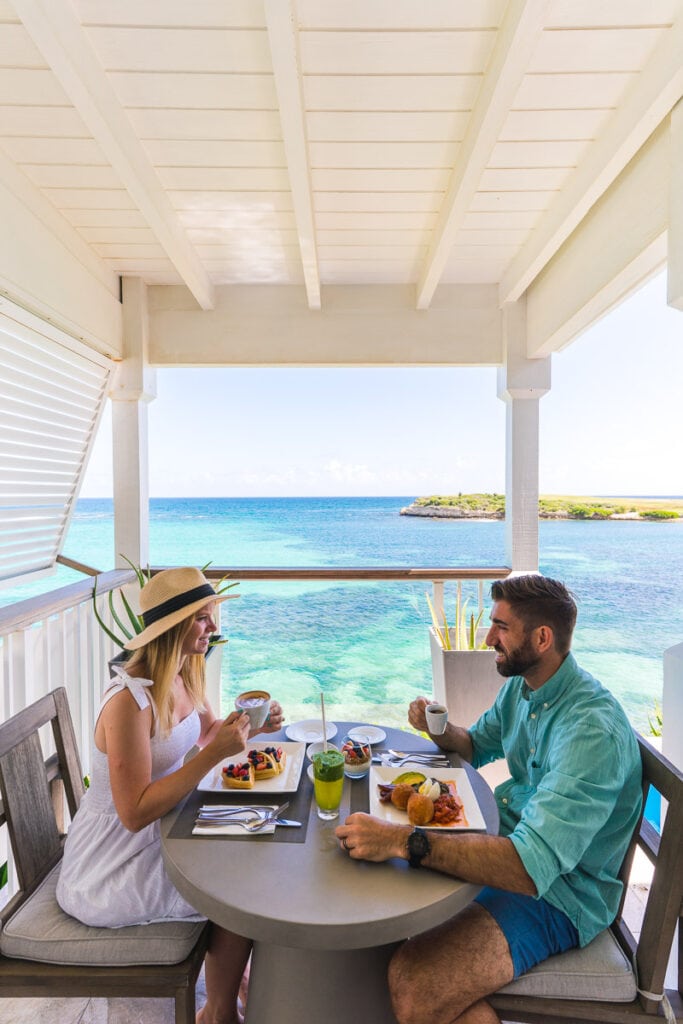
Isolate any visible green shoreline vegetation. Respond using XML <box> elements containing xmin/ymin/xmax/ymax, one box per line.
<box><xmin>401</xmin><ymin>494</ymin><xmax>682</xmax><ymax>521</ymax></box>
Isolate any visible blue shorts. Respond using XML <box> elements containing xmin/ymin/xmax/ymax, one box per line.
<box><xmin>474</xmin><ymin>887</ymin><xmax>579</xmax><ymax>978</ymax></box>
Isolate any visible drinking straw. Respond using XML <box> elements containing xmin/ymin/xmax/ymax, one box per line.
<box><xmin>320</xmin><ymin>692</ymin><xmax>328</xmax><ymax>753</ymax></box>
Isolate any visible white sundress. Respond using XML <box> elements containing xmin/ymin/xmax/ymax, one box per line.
<box><xmin>56</xmin><ymin>669</ymin><xmax>205</xmax><ymax>928</ymax></box>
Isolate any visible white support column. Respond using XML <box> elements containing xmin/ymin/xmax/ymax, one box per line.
<box><xmin>667</xmin><ymin>98</ymin><xmax>683</xmax><ymax>311</ymax></box>
<box><xmin>663</xmin><ymin>643</ymin><xmax>683</xmax><ymax>771</ymax></box>
<box><xmin>497</xmin><ymin>299</ymin><xmax>551</xmax><ymax>573</ymax></box>
<box><xmin>110</xmin><ymin>278</ymin><xmax>156</xmax><ymax>569</ymax></box>
<box><xmin>664</xmin><ymin>99</ymin><xmax>683</xmax><ymax>780</ymax></box>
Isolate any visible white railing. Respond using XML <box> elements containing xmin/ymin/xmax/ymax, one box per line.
<box><xmin>0</xmin><ymin>564</ymin><xmax>510</xmax><ymax>772</ymax></box>
<box><xmin>0</xmin><ymin>568</ymin><xmax>135</xmax><ymax>774</ymax></box>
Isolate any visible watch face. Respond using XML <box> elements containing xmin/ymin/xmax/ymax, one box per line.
<box><xmin>408</xmin><ymin>827</ymin><xmax>430</xmax><ymax>867</ymax></box>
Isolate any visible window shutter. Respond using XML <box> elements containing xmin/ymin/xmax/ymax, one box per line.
<box><xmin>0</xmin><ymin>306</ymin><xmax>113</xmax><ymax>587</ymax></box>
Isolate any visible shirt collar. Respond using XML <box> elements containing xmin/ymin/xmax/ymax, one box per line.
<box><xmin>520</xmin><ymin>651</ymin><xmax>577</xmax><ymax>705</ymax></box>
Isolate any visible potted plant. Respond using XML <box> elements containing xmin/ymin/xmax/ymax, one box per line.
<box><xmin>426</xmin><ymin>592</ymin><xmax>501</xmax><ymax>729</ymax></box>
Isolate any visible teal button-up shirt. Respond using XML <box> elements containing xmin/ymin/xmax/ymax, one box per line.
<box><xmin>468</xmin><ymin>653</ymin><xmax>642</xmax><ymax>946</ymax></box>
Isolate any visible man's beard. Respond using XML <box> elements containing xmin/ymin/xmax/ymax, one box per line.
<box><xmin>494</xmin><ymin>633</ymin><xmax>540</xmax><ymax>677</ymax></box>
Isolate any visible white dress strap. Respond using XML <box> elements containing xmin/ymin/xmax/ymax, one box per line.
<box><xmin>103</xmin><ymin>665</ymin><xmax>158</xmax><ymax>720</ymax></box>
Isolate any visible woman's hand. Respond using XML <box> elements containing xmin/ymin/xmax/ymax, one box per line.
<box><xmin>209</xmin><ymin>710</ymin><xmax>251</xmax><ymax>759</ymax></box>
<box><xmin>250</xmin><ymin>699</ymin><xmax>285</xmax><ymax>737</ymax></box>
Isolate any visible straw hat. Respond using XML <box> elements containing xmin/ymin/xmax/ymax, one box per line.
<box><xmin>124</xmin><ymin>567</ymin><xmax>232</xmax><ymax>650</ymax></box>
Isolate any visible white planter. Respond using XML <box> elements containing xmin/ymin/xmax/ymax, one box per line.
<box><xmin>429</xmin><ymin>627</ymin><xmax>501</xmax><ymax>729</ymax></box>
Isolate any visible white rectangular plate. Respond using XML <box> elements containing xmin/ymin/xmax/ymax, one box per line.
<box><xmin>197</xmin><ymin>741</ymin><xmax>305</xmax><ymax>794</ymax></box>
<box><xmin>369</xmin><ymin>764</ymin><xmax>487</xmax><ymax>831</ymax></box>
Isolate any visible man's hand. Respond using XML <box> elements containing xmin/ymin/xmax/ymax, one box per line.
<box><xmin>408</xmin><ymin>696</ymin><xmax>474</xmax><ymax>759</ymax></box>
<box><xmin>408</xmin><ymin>696</ymin><xmax>431</xmax><ymax>732</ymax></box>
<box><xmin>335</xmin><ymin>812</ymin><xmax>409</xmax><ymax>862</ymax></box>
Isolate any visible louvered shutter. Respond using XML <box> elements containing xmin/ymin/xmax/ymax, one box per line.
<box><xmin>0</xmin><ymin>304</ymin><xmax>113</xmax><ymax>587</ymax></box>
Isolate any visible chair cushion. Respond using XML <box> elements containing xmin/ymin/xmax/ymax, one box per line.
<box><xmin>497</xmin><ymin>928</ymin><xmax>637</xmax><ymax>1002</ymax></box>
<box><xmin>0</xmin><ymin>864</ymin><xmax>207</xmax><ymax>967</ymax></box>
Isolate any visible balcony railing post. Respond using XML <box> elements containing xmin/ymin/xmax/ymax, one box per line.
<box><xmin>663</xmin><ymin>642</ymin><xmax>682</xmax><ymax>772</ymax></box>
<box><xmin>432</xmin><ymin>581</ymin><xmax>444</xmax><ymax>623</ymax></box>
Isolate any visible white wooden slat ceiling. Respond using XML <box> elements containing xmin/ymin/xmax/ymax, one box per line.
<box><xmin>0</xmin><ymin>0</ymin><xmax>681</xmax><ymax>311</ymax></box>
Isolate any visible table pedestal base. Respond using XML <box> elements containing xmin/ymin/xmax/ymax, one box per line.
<box><xmin>246</xmin><ymin>940</ymin><xmax>401</xmax><ymax>1024</ymax></box>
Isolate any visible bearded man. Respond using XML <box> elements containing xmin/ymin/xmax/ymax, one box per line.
<box><xmin>336</xmin><ymin>575</ymin><xmax>642</xmax><ymax>1024</ymax></box>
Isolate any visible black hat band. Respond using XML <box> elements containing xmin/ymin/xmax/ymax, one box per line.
<box><xmin>141</xmin><ymin>583</ymin><xmax>217</xmax><ymax>627</ymax></box>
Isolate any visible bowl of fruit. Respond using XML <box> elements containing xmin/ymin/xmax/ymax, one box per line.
<box><xmin>341</xmin><ymin>734</ymin><xmax>372</xmax><ymax>778</ymax></box>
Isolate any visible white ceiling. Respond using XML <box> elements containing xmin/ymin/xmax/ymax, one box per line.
<box><xmin>1</xmin><ymin>0</ymin><xmax>681</xmax><ymax>318</ymax></box>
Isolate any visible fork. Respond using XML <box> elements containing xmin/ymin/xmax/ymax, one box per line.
<box><xmin>196</xmin><ymin>806</ymin><xmax>265</xmax><ymax>821</ymax></box>
<box><xmin>197</xmin><ymin>800</ymin><xmax>289</xmax><ymax>818</ymax></box>
<box><xmin>380</xmin><ymin>751</ymin><xmax>450</xmax><ymax>767</ymax></box>
<box><xmin>196</xmin><ymin>801</ymin><xmax>289</xmax><ymax>831</ymax></box>
<box><xmin>197</xmin><ymin>816</ymin><xmax>282</xmax><ymax>833</ymax></box>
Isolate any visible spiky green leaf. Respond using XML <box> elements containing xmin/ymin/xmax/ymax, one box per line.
<box><xmin>92</xmin><ymin>577</ymin><xmax>126</xmax><ymax>648</ymax></box>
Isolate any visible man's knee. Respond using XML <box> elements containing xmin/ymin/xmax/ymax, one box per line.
<box><xmin>389</xmin><ymin>940</ymin><xmax>425</xmax><ymax>1024</ymax></box>
<box><xmin>388</xmin><ymin>906</ymin><xmax>514</xmax><ymax>1024</ymax></box>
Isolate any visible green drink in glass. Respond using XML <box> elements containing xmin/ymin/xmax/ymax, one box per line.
<box><xmin>312</xmin><ymin>749</ymin><xmax>345</xmax><ymax>819</ymax></box>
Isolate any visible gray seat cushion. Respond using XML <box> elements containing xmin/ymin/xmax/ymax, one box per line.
<box><xmin>497</xmin><ymin>928</ymin><xmax>637</xmax><ymax>1002</ymax></box>
<box><xmin>0</xmin><ymin>864</ymin><xmax>207</xmax><ymax>967</ymax></box>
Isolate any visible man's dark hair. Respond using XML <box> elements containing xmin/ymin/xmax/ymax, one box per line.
<box><xmin>490</xmin><ymin>575</ymin><xmax>577</xmax><ymax>655</ymax></box>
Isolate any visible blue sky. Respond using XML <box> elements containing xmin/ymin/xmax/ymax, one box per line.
<box><xmin>82</xmin><ymin>271</ymin><xmax>683</xmax><ymax>499</ymax></box>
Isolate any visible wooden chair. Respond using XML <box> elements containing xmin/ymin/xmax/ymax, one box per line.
<box><xmin>490</xmin><ymin>733</ymin><xmax>683</xmax><ymax>1023</ymax></box>
<box><xmin>0</xmin><ymin>687</ymin><xmax>210</xmax><ymax>1023</ymax></box>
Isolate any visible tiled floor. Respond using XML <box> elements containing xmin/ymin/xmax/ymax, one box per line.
<box><xmin>0</xmin><ymin>875</ymin><xmax>654</xmax><ymax>1024</ymax></box>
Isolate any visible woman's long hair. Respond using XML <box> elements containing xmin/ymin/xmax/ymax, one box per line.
<box><xmin>125</xmin><ymin>613</ymin><xmax>206</xmax><ymax>736</ymax></box>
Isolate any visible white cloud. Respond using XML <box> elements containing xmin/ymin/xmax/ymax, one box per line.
<box><xmin>323</xmin><ymin>460</ymin><xmax>374</xmax><ymax>483</ymax></box>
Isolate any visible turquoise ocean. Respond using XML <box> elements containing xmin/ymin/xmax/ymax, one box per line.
<box><xmin>3</xmin><ymin>496</ymin><xmax>682</xmax><ymax>733</ymax></box>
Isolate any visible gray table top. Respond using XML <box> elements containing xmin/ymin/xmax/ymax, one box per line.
<box><xmin>161</xmin><ymin>721</ymin><xmax>499</xmax><ymax>950</ymax></box>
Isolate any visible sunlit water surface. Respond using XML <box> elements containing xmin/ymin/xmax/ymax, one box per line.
<box><xmin>3</xmin><ymin>497</ymin><xmax>681</xmax><ymax>734</ymax></box>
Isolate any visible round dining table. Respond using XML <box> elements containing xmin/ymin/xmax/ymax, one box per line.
<box><xmin>161</xmin><ymin>720</ymin><xmax>499</xmax><ymax>1024</ymax></box>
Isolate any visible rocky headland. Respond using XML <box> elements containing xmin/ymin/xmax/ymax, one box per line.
<box><xmin>400</xmin><ymin>495</ymin><xmax>681</xmax><ymax>521</ymax></box>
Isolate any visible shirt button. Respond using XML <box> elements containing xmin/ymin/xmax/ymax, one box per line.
<box><xmin>530</xmin><ymin>747</ymin><xmax>536</xmax><ymax>754</ymax></box>
<box><xmin>543</xmin><ymin>702</ymin><xmax>548</xmax><ymax>708</ymax></box>
<box><xmin>530</xmin><ymin>712</ymin><xmax>536</xmax><ymax>719</ymax></box>
<box><xmin>502</xmin><ymin>798</ymin><xmax>508</xmax><ymax>804</ymax></box>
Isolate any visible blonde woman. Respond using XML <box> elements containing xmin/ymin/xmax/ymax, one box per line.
<box><xmin>57</xmin><ymin>566</ymin><xmax>284</xmax><ymax>1024</ymax></box>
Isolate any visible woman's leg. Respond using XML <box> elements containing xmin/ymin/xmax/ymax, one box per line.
<box><xmin>197</xmin><ymin>924</ymin><xmax>252</xmax><ymax>1024</ymax></box>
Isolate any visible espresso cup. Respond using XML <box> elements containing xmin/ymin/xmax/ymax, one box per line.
<box><xmin>234</xmin><ymin>690</ymin><xmax>271</xmax><ymax>730</ymax></box>
<box><xmin>425</xmin><ymin>702</ymin><xmax>448</xmax><ymax>735</ymax></box>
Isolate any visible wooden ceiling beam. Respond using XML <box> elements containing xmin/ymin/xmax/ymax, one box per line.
<box><xmin>12</xmin><ymin>0</ymin><xmax>215</xmax><ymax>311</ymax></box>
<box><xmin>526</xmin><ymin>122</ymin><xmax>670</xmax><ymax>357</ymax></box>
<box><xmin>264</xmin><ymin>0</ymin><xmax>320</xmax><ymax>310</ymax></box>
<box><xmin>500</xmin><ymin>8</ymin><xmax>683</xmax><ymax>306</ymax></box>
<box><xmin>415</xmin><ymin>0</ymin><xmax>547</xmax><ymax>310</ymax></box>
<box><xmin>147</xmin><ymin>283</ymin><xmax>502</xmax><ymax>366</ymax></box>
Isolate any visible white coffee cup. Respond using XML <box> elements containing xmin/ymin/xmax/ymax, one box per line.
<box><xmin>235</xmin><ymin>689</ymin><xmax>271</xmax><ymax>729</ymax></box>
<box><xmin>425</xmin><ymin>702</ymin><xmax>448</xmax><ymax>735</ymax></box>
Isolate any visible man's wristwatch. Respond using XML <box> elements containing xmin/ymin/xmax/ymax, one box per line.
<box><xmin>406</xmin><ymin>826</ymin><xmax>431</xmax><ymax>868</ymax></box>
